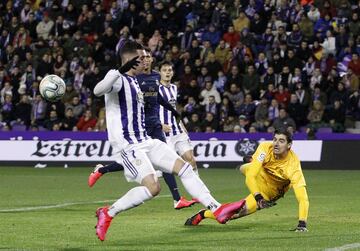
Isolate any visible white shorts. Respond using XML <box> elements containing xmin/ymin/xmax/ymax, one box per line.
<box><xmin>166</xmin><ymin>132</ymin><xmax>193</xmax><ymax>156</ymax></box>
<box><xmin>116</xmin><ymin>139</ymin><xmax>181</xmax><ymax>184</ymax></box>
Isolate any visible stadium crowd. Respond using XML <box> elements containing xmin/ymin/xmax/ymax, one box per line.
<box><xmin>0</xmin><ymin>0</ymin><xmax>359</xmax><ymax>133</ymax></box>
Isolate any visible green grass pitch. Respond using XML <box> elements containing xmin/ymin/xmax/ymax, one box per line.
<box><xmin>1</xmin><ymin>167</ymin><xmax>360</xmax><ymax>251</ymax></box>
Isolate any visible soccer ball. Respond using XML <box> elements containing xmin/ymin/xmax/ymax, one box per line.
<box><xmin>39</xmin><ymin>74</ymin><xmax>66</xmax><ymax>102</ymax></box>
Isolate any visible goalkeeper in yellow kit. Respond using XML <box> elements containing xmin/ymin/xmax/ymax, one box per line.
<box><xmin>185</xmin><ymin>129</ymin><xmax>309</xmax><ymax>231</ymax></box>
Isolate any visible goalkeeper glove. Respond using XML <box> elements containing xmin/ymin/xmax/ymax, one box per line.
<box><xmin>119</xmin><ymin>56</ymin><xmax>140</xmax><ymax>74</ymax></box>
<box><xmin>255</xmin><ymin>194</ymin><xmax>277</xmax><ymax>210</ymax></box>
<box><xmin>293</xmin><ymin>220</ymin><xmax>308</xmax><ymax>232</ymax></box>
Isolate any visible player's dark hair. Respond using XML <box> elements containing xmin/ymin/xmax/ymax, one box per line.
<box><xmin>274</xmin><ymin>128</ymin><xmax>293</xmax><ymax>143</ymax></box>
<box><xmin>159</xmin><ymin>61</ymin><xmax>173</xmax><ymax>70</ymax></box>
<box><xmin>119</xmin><ymin>40</ymin><xmax>143</xmax><ymax>60</ymax></box>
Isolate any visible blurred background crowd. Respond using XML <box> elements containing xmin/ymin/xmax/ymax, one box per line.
<box><xmin>0</xmin><ymin>0</ymin><xmax>359</xmax><ymax>133</ymax></box>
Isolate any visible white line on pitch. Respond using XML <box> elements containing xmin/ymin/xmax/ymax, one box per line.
<box><xmin>0</xmin><ymin>195</ymin><xmax>172</xmax><ymax>212</ymax></box>
<box><xmin>325</xmin><ymin>243</ymin><xmax>360</xmax><ymax>251</ymax></box>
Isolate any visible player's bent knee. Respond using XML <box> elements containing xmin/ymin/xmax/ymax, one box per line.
<box><xmin>141</xmin><ymin>174</ymin><xmax>161</xmax><ymax>196</ymax></box>
<box><xmin>172</xmin><ymin>158</ymin><xmax>186</xmax><ymax>174</ymax></box>
<box><xmin>146</xmin><ymin>181</ymin><xmax>161</xmax><ymax>196</ymax></box>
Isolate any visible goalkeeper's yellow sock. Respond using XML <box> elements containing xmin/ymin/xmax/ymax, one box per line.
<box><xmin>204</xmin><ymin>209</ymin><xmax>216</xmax><ymax>220</ymax></box>
<box><xmin>202</xmin><ymin>195</ymin><xmax>258</xmax><ymax>220</ymax></box>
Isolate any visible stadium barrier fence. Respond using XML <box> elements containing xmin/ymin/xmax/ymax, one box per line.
<box><xmin>0</xmin><ymin>132</ymin><xmax>359</xmax><ymax>169</ymax></box>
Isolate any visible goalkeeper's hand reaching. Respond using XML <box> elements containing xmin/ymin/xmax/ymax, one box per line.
<box><xmin>255</xmin><ymin>194</ymin><xmax>277</xmax><ymax>210</ymax></box>
<box><xmin>119</xmin><ymin>56</ymin><xmax>140</xmax><ymax>74</ymax></box>
<box><xmin>292</xmin><ymin>220</ymin><xmax>308</xmax><ymax>232</ymax></box>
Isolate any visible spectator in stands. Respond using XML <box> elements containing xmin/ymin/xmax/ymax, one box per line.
<box><xmin>223</xmin><ymin>83</ymin><xmax>244</xmax><ymax>113</ymax></box>
<box><xmin>307</xmin><ymin>100</ymin><xmax>326</xmax><ymax>130</ymax></box>
<box><xmin>311</xmin><ymin>85</ymin><xmax>327</xmax><ymax>107</ymax></box>
<box><xmin>187</xmin><ymin>113</ymin><xmax>202</xmax><ymax>132</ymax></box>
<box><xmin>272</xmin><ymin>108</ymin><xmax>296</xmax><ymax>131</ymax></box>
<box><xmin>201</xmin><ymin>112</ymin><xmax>219</xmax><ymax>132</ymax></box>
<box><xmin>233</xmin><ymin>12</ymin><xmax>250</xmax><ymax>33</ymax></box>
<box><xmin>242</xmin><ymin>65</ymin><xmax>260</xmax><ymax>98</ymax></box>
<box><xmin>76</xmin><ymin>109</ymin><xmax>97</xmax><ymax>131</ymax></box>
<box><xmin>238</xmin><ymin>93</ymin><xmax>256</xmax><ymax>121</ymax></box>
<box><xmin>1</xmin><ymin>94</ymin><xmax>14</xmax><ymax>125</ymax></box>
<box><xmin>223</xmin><ymin>25</ymin><xmax>240</xmax><ymax>49</ymax></box>
<box><xmin>36</xmin><ymin>12</ymin><xmax>54</xmax><ymax>40</ymax></box>
<box><xmin>66</xmin><ymin>96</ymin><xmax>85</xmax><ymax>119</ymax></box>
<box><xmin>204</xmin><ymin>95</ymin><xmax>220</xmax><ymax>118</ymax></box>
<box><xmin>253</xmin><ymin>96</ymin><xmax>269</xmax><ymax>132</ymax></box>
<box><xmin>348</xmin><ymin>53</ymin><xmax>360</xmax><ymax>76</ymax></box>
<box><xmin>326</xmin><ymin>99</ymin><xmax>345</xmax><ymax>132</ymax></box>
<box><xmin>274</xmin><ymin>84</ymin><xmax>290</xmax><ymax>107</ymax></box>
<box><xmin>31</xmin><ymin>94</ymin><xmax>47</xmax><ymax>126</ymax></box>
<box><xmin>237</xmin><ymin>115</ymin><xmax>250</xmax><ymax>133</ymax></box>
<box><xmin>61</xmin><ymin>107</ymin><xmax>77</xmax><ymax>131</ymax></box>
<box><xmin>44</xmin><ymin>110</ymin><xmax>61</xmax><ymax>131</ymax></box>
<box><xmin>222</xmin><ymin>116</ymin><xmax>237</xmax><ymax>132</ymax></box>
<box><xmin>200</xmin><ymin>81</ymin><xmax>221</xmax><ymax>105</ymax></box>
<box><xmin>268</xmin><ymin>98</ymin><xmax>280</xmax><ymax>124</ymax></box>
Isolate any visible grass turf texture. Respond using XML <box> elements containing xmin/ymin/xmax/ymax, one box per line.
<box><xmin>0</xmin><ymin>167</ymin><xmax>360</xmax><ymax>251</ymax></box>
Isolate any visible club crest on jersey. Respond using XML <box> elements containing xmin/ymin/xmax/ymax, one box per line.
<box><xmin>169</xmin><ymin>98</ymin><xmax>176</xmax><ymax>108</ymax></box>
<box><xmin>135</xmin><ymin>159</ymin><xmax>142</xmax><ymax>166</ymax></box>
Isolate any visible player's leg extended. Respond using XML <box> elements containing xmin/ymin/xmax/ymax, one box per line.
<box><xmin>95</xmin><ymin>150</ymin><xmax>158</xmax><ymax>241</ymax></box>
<box><xmin>184</xmin><ymin>193</ymin><xmax>257</xmax><ymax>225</ymax></box>
<box><xmin>88</xmin><ymin>162</ymin><xmax>124</xmax><ymax>187</ymax></box>
<box><xmin>175</xmin><ymin>133</ymin><xmax>199</xmax><ymax>175</ymax></box>
<box><xmin>181</xmin><ymin>149</ymin><xmax>198</xmax><ymax>175</ymax></box>
<box><xmin>150</xmin><ymin>125</ymin><xmax>196</xmax><ymax>209</ymax></box>
<box><xmin>149</xmin><ymin>140</ymin><xmax>245</xmax><ymax>224</ymax></box>
<box><xmin>149</xmin><ymin>126</ymin><xmax>181</xmax><ymax>204</ymax></box>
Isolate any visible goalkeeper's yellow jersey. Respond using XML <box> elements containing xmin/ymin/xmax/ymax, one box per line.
<box><xmin>252</xmin><ymin>141</ymin><xmax>306</xmax><ymax>195</ymax></box>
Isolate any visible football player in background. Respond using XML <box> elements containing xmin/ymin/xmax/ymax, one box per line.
<box><xmin>158</xmin><ymin>62</ymin><xmax>198</xmax><ymax>173</ymax></box>
<box><xmin>185</xmin><ymin>129</ymin><xmax>309</xmax><ymax>232</ymax></box>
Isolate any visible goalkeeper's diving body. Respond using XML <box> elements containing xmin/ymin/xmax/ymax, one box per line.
<box><xmin>185</xmin><ymin>129</ymin><xmax>310</xmax><ymax>231</ymax></box>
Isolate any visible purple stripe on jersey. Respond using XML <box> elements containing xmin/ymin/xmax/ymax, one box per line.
<box><xmin>128</xmin><ymin>79</ymin><xmax>141</xmax><ymax>141</ymax></box>
<box><xmin>171</xmin><ymin>115</ymin><xmax>177</xmax><ymax>135</ymax></box>
<box><xmin>121</xmin><ymin>151</ymin><xmax>138</xmax><ymax>176</ymax></box>
<box><xmin>118</xmin><ymin>86</ymin><xmax>133</xmax><ymax>144</ymax></box>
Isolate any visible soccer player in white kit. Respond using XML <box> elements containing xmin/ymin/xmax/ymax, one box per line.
<box><xmin>93</xmin><ymin>41</ymin><xmax>245</xmax><ymax>241</ymax></box>
<box><xmin>158</xmin><ymin>62</ymin><xmax>198</xmax><ymax>172</ymax></box>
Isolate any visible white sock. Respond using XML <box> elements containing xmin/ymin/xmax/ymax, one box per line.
<box><xmin>193</xmin><ymin>167</ymin><xmax>199</xmax><ymax>176</ymax></box>
<box><xmin>108</xmin><ymin>186</ymin><xmax>153</xmax><ymax>217</ymax></box>
<box><xmin>178</xmin><ymin>163</ymin><xmax>221</xmax><ymax>212</ymax></box>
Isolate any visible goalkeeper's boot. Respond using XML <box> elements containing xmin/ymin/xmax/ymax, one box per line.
<box><xmin>174</xmin><ymin>197</ymin><xmax>199</xmax><ymax>210</ymax></box>
<box><xmin>213</xmin><ymin>199</ymin><xmax>246</xmax><ymax>224</ymax></box>
<box><xmin>184</xmin><ymin>209</ymin><xmax>206</xmax><ymax>226</ymax></box>
<box><xmin>95</xmin><ymin>207</ymin><xmax>113</xmax><ymax>241</ymax></box>
<box><xmin>88</xmin><ymin>164</ymin><xmax>104</xmax><ymax>187</ymax></box>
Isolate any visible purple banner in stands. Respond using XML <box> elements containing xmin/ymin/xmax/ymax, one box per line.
<box><xmin>0</xmin><ymin>132</ymin><xmax>359</xmax><ymax>140</ymax></box>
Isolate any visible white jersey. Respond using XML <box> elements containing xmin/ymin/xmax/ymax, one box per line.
<box><xmin>159</xmin><ymin>83</ymin><xmax>183</xmax><ymax>137</ymax></box>
<box><xmin>105</xmin><ymin>73</ymin><xmax>148</xmax><ymax>151</ymax></box>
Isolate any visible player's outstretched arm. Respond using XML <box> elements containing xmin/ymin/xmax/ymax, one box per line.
<box><xmin>293</xmin><ymin>186</ymin><xmax>309</xmax><ymax>232</ymax></box>
<box><xmin>94</xmin><ymin>69</ymin><xmax>122</xmax><ymax>96</ymax></box>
